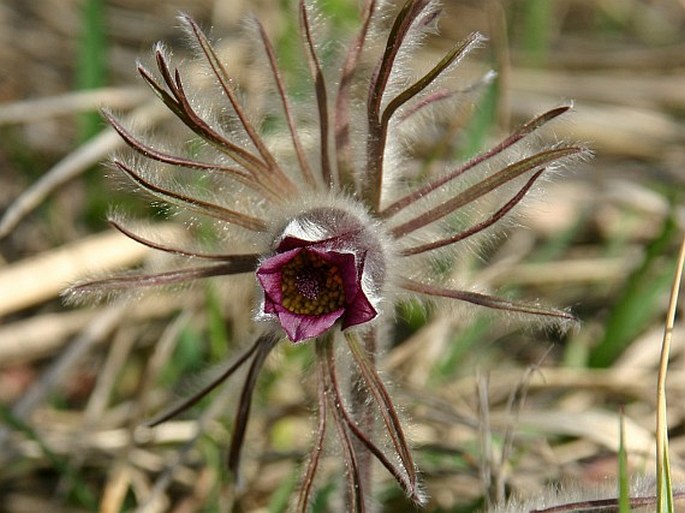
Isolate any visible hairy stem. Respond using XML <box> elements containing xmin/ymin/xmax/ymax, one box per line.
<box><xmin>297</xmin><ymin>344</ymin><xmax>329</xmax><ymax>512</ymax></box>
<box><xmin>348</xmin><ymin>328</ymin><xmax>378</xmax><ymax>510</ymax></box>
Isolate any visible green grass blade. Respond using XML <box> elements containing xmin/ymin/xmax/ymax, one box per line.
<box><xmin>618</xmin><ymin>412</ymin><xmax>632</xmax><ymax>513</ymax></box>
<box><xmin>267</xmin><ymin>465</ymin><xmax>299</xmax><ymax>513</ymax></box>
<box><xmin>461</xmin><ymin>78</ymin><xmax>499</xmax><ymax>160</ymax></box>
<box><xmin>522</xmin><ymin>0</ymin><xmax>553</xmax><ymax>66</ymax></box>
<box><xmin>76</xmin><ymin>0</ymin><xmax>107</xmax><ymax>141</ymax></box>
<box><xmin>655</xmin><ymin>234</ymin><xmax>684</xmax><ymax>513</ymax></box>
<box><xmin>0</xmin><ymin>403</ymin><xmax>98</xmax><ymax>510</ymax></box>
<box><xmin>590</xmin><ymin>212</ymin><xmax>679</xmax><ymax>368</ymax></box>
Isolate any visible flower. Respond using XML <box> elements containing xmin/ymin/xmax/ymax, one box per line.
<box><xmin>256</xmin><ymin>207</ymin><xmax>385</xmax><ymax>342</ymax></box>
<box><xmin>257</xmin><ymin>241</ymin><xmax>374</xmax><ymax>341</ymax></box>
<box><xmin>66</xmin><ymin>0</ymin><xmax>586</xmax><ymax>509</ymax></box>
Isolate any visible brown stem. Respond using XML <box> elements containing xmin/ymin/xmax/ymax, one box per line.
<box><xmin>319</xmin><ymin>336</ymin><xmax>365</xmax><ymax>512</ymax></box>
<box><xmin>256</xmin><ymin>19</ymin><xmax>316</xmax><ymax>188</ymax></box>
<box><xmin>325</xmin><ymin>337</ymin><xmax>421</xmax><ymax>503</ymax></box>
<box><xmin>335</xmin><ymin>0</ymin><xmax>377</xmax><ymax>189</ymax></box>
<box><xmin>348</xmin><ymin>328</ymin><xmax>378</xmax><ymax>509</ymax></box>
<box><xmin>227</xmin><ymin>333</ymin><xmax>279</xmax><ymax>484</ymax></box>
<box><xmin>145</xmin><ymin>336</ymin><xmax>264</xmax><ymax>427</ymax></box>
<box><xmin>181</xmin><ymin>15</ymin><xmax>299</xmax><ymax>197</ymax></box>
<box><xmin>346</xmin><ymin>332</ymin><xmax>417</xmax><ymax>490</ymax></box>
<box><xmin>530</xmin><ymin>491</ymin><xmax>685</xmax><ymax>513</ymax></box>
<box><xmin>300</xmin><ymin>0</ymin><xmax>333</xmax><ymax>188</ymax></box>
<box><xmin>296</xmin><ymin>343</ymin><xmax>329</xmax><ymax>512</ymax></box>
<box><xmin>365</xmin><ymin>0</ymin><xmax>432</xmax><ymax>211</ymax></box>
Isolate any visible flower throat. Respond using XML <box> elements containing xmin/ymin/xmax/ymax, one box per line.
<box><xmin>280</xmin><ymin>250</ymin><xmax>345</xmax><ymax>315</ymax></box>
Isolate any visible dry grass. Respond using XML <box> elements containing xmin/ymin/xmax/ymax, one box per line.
<box><xmin>1</xmin><ymin>1</ymin><xmax>684</xmax><ymax>512</ymax></box>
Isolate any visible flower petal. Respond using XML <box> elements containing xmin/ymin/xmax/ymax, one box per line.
<box><xmin>278</xmin><ymin>307</ymin><xmax>345</xmax><ymax>342</ymax></box>
<box><xmin>342</xmin><ymin>289</ymin><xmax>377</xmax><ymax>328</ymax></box>
<box><xmin>342</xmin><ymin>255</ymin><xmax>378</xmax><ymax>328</ymax></box>
<box><xmin>256</xmin><ymin>248</ymin><xmax>302</xmax><ymax>310</ymax></box>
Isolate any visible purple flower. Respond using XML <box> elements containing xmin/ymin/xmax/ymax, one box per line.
<box><xmin>257</xmin><ymin>237</ymin><xmax>377</xmax><ymax>342</ymax></box>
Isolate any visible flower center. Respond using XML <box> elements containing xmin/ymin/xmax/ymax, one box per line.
<box><xmin>280</xmin><ymin>250</ymin><xmax>345</xmax><ymax>315</ymax></box>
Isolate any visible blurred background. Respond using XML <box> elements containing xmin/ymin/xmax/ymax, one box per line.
<box><xmin>0</xmin><ymin>0</ymin><xmax>684</xmax><ymax>512</ymax></box>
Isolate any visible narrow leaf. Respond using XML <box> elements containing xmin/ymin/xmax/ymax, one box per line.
<box><xmin>181</xmin><ymin>15</ymin><xmax>284</xmax><ymax>176</ymax></box>
<box><xmin>391</xmin><ymin>146</ymin><xmax>582</xmax><ymax>238</ymax></box>
<box><xmin>68</xmin><ymin>261</ymin><xmax>256</xmax><ymax>297</ymax></box>
<box><xmin>114</xmin><ymin>160</ymin><xmax>268</xmax><ymax>231</ymax></box>
<box><xmin>256</xmin><ymin>18</ymin><xmax>316</xmax><ymax>187</ymax></box>
<box><xmin>228</xmin><ymin>333</ymin><xmax>279</xmax><ymax>482</ymax></box>
<box><xmin>146</xmin><ymin>336</ymin><xmax>263</xmax><ymax>427</ymax></box>
<box><xmin>382</xmin><ymin>32</ymin><xmax>484</xmax><ymax>125</ymax></box>
<box><xmin>109</xmin><ymin>218</ymin><xmax>261</xmax><ymax>263</ymax></box>
<box><xmin>299</xmin><ymin>0</ymin><xmax>333</xmax><ymax>187</ymax></box>
<box><xmin>401</xmin><ymin>170</ymin><xmax>544</xmax><ymax>255</ymax></box>
<box><xmin>400</xmin><ymin>277</ymin><xmax>577</xmax><ymax>322</ymax></box>
<box><xmin>381</xmin><ymin>105</ymin><xmax>571</xmax><ymax>218</ymax></box>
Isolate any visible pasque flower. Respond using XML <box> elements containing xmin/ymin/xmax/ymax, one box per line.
<box><xmin>256</xmin><ymin>209</ymin><xmax>382</xmax><ymax>342</ymax></box>
<box><xmin>67</xmin><ymin>0</ymin><xmax>585</xmax><ymax>509</ymax></box>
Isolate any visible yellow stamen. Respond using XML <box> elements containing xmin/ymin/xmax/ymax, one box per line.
<box><xmin>280</xmin><ymin>251</ymin><xmax>346</xmax><ymax>315</ymax></box>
